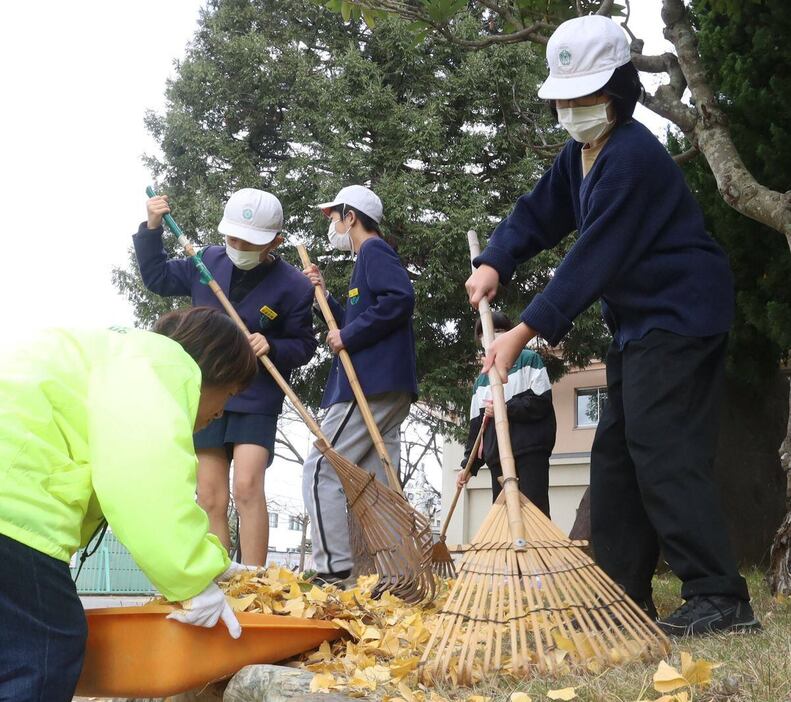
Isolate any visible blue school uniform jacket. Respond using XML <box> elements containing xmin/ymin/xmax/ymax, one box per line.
<box><xmin>133</xmin><ymin>224</ymin><xmax>317</xmax><ymax>415</ymax></box>
<box><xmin>321</xmin><ymin>237</ymin><xmax>418</xmax><ymax>408</ymax></box>
<box><xmin>474</xmin><ymin>121</ymin><xmax>734</xmax><ymax>348</ymax></box>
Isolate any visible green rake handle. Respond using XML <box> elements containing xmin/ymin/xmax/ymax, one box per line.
<box><xmin>144</xmin><ymin>185</ymin><xmax>325</xmax><ymax>441</ymax></box>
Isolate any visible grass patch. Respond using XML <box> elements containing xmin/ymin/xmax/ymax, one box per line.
<box><xmin>431</xmin><ymin>569</ymin><xmax>791</xmax><ymax>702</ymax></box>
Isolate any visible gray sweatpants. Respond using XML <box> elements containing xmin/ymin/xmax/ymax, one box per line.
<box><xmin>301</xmin><ymin>392</ymin><xmax>411</xmax><ymax>575</ymax></box>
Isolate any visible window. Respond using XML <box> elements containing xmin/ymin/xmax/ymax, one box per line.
<box><xmin>288</xmin><ymin>516</ymin><xmax>301</xmax><ymax>531</ymax></box>
<box><xmin>576</xmin><ymin>387</ymin><xmax>608</xmax><ymax>427</ymax></box>
<box><xmin>269</xmin><ymin>513</ymin><xmax>279</xmax><ymax>528</ymax></box>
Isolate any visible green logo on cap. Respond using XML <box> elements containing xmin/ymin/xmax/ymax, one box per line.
<box><xmin>559</xmin><ymin>49</ymin><xmax>572</xmax><ymax>66</ymax></box>
<box><xmin>242</xmin><ymin>208</ymin><xmax>254</xmax><ymax>220</ymax></box>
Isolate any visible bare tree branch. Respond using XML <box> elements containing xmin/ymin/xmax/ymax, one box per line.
<box><xmin>661</xmin><ymin>0</ymin><xmax>791</xmax><ymax>241</ymax></box>
<box><xmin>672</xmin><ymin>146</ymin><xmax>699</xmax><ymax>166</ymax></box>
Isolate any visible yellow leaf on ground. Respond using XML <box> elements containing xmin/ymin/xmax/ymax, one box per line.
<box><xmin>389</xmin><ymin>657</ymin><xmax>419</xmax><ymax>679</ymax></box>
<box><xmin>547</xmin><ymin>687</ymin><xmax>577</xmax><ymax>700</ymax></box>
<box><xmin>225</xmin><ymin>594</ymin><xmax>257</xmax><ymax>612</ymax></box>
<box><xmin>284</xmin><ymin>597</ymin><xmax>305</xmax><ymax>618</ymax></box>
<box><xmin>348</xmin><ymin>670</ymin><xmax>377</xmax><ymax>691</ymax></box>
<box><xmin>397</xmin><ymin>680</ymin><xmax>417</xmax><ymax>702</ymax></box>
<box><xmin>679</xmin><ymin>651</ymin><xmax>720</xmax><ymax>686</ymax></box>
<box><xmin>309</xmin><ymin>673</ymin><xmax>337</xmax><ymax>692</ymax></box>
<box><xmin>509</xmin><ymin>693</ymin><xmax>532</xmax><ymax>702</ymax></box>
<box><xmin>653</xmin><ymin>660</ymin><xmax>688</xmax><ymax>693</ymax></box>
<box><xmin>467</xmin><ymin>696</ymin><xmax>491</xmax><ymax>702</ymax></box>
<box><xmin>306</xmin><ymin>585</ymin><xmax>329</xmax><ymax>604</ymax></box>
<box><xmin>654</xmin><ymin>693</ymin><xmax>690</xmax><ymax>702</ymax></box>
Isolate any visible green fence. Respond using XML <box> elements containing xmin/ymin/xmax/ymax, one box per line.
<box><xmin>70</xmin><ymin>531</ymin><xmax>157</xmax><ymax>595</ymax></box>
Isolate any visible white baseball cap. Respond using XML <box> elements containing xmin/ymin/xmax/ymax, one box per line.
<box><xmin>218</xmin><ymin>189</ymin><xmax>283</xmax><ymax>245</ymax></box>
<box><xmin>316</xmin><ymin>185</ymin><xmax>383</xmax><ymax>225</ymax></box>
<box><xmin>538</xmin><ymin>15</ymin><xmax>631</xmax><ymax>100</ymax></box>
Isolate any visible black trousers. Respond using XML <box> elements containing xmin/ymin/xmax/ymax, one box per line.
<box><xmin>590</xmin><ymin>330</ymin><xmax>748</xmax><ymax>603</ymax></box>
<box><xmin>0</xmin><ymin>534</ymin><xmax>87</xmax><ymax>702</ymax></box>
<box><xmin>490</xmin><ymin>450</ymin><xmax>551</xmax><ymax>518</ymax></box>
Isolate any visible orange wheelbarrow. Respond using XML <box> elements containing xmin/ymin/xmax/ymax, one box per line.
<box><xmin>75</xmin><ymin>604</ymin><xmax>342</xmax><ymax>698</ymax></box>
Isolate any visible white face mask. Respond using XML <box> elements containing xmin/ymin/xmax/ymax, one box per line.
<box><xmin>225</xmin><ymin>242</ymin><xmax>263</xmax><ymax>270</ymax></box>
<box><xmin>557</xmin><ymin>102</ymin><xmax>613</xmax><ymax>144</ymax></box>
<box><xmin>327</xmin><ymin>218</ymin><xmax>353</xmax><ymax>252</ymax></box>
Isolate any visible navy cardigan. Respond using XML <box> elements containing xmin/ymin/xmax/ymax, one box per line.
<box><xmin>133</xmin><ymin>224</ymin><xmax>317</xmax><ymax>415</ymax></box>
<box><xmin>321</xmin><ymin>237</ymin><xmax>418</xmax><ymax>408</ymax></box>
<box><xmin>475</xmin><ymin>121</ymin><xmax>734</xmax><ymax>348</ymax></box>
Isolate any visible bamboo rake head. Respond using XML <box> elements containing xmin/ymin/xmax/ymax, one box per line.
<box><xmin>420</xmin><ymin>492</ymin><xmax>670</xmax><ymax>684</ymax></box>
<box><xmin>315</xmin><ymin>439</ymin><xmax>436</xmax><ymax>604</ymax></box>
<box><xmin>431</xmin><ymin>537</ymin><xmax>456</xmax><ymax>580</ymax></box>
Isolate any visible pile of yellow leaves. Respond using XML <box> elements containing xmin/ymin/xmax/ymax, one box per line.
<box><xmin>214</xmin><ymin>567</ymin><xmax>717</xmax><ymax>701</ymax></box>
<box><xmin>218</xmin><ymin>567</ymin><xmax>453</xmax><ymax>698</ymax></box>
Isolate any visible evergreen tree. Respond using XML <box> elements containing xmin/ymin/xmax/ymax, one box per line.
<box><xmin>114</xmin><ymin>0</ymin><xmax>610</xmax><ymax>426</ymax></box>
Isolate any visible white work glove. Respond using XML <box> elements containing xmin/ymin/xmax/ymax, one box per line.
<box><xmin>216</xmin><ymin>562</ymin><xmax>261</xmax><ymax>581</ymax></box>
<box><xmin>166</xmin><ymin>582</ymin><xmax>242</xmax><ymax>639</ymax></box>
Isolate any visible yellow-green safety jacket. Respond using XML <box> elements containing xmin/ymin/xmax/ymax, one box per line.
<box><xmin>0</xmin><ymin>327</ymin><xmax>230</xmax><ymax>602</ymax></box>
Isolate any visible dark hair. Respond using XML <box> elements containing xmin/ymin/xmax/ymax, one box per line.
<box><xmin>548</xmin><ymin>61</ymin><xmax>643</xmax><ymax>125</ymax></box>
<box><xmin>330</xmin><ymin>204</ymin><xmax>381</xmax><ymax>234</ymax></box>
<box><xmin>474</xmin><ymin>310</ymin><xmax>513</xmax><ymax>339</ymax></box>
<box><xmin>153</xmin><ymin>307</ymin><xmax>257</xmax><ymax>389</ymax></box>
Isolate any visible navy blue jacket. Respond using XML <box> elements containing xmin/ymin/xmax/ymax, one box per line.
<box><xmin>322</xmin><ymin>237</ymin><xmax>418</xmax><ymax>408</ymax></box>
<box><xmin>133</xmin><ymin>224</ymin><xmax>317</xmax><ymax>415</ymax></box>
<box><xmin>475</xmin><ymin>121</ymin><xmax>734</xmax><ymax>348</ymax></box>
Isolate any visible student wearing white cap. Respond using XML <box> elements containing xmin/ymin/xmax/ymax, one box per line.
<box><xmin>466</xmin><ymin>15</ymin><xmax>758</xmax><ymax>635</ymax></box>
<box><xmin>301</xmin><ymin>185</ymin><xmax>418</xmax><ymax>586</ymax></box>
<box><xmin>133</xmin><ymin>189</ymin><xmax>317</xmax><ymax>566</ymax></box>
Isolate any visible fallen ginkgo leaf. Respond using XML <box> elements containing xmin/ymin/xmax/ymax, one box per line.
<box><xmin>653</xmin><ymin>660</ymin><xmax>688</xmax><ymax>693</ymax></box>
<box><xmin>547</xmin><ymin>687</ymin><xmax>577</xmax><ymax>700</ymax></box>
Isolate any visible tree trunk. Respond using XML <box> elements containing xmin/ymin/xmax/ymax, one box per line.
<box><xmin>770</xmin><ymin>378</ymin><xmax>791</xmax><ymax>595</ymax></box>
<box><xmin>660</xmin><ymin>0</ymin><xmax>791</xmax><ymax>243</ymax></box>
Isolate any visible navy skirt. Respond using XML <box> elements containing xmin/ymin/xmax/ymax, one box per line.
<box><xmin>194</xmin><ymin>411</ymin><xmax>277</xmax><ymax>464</ymax></box>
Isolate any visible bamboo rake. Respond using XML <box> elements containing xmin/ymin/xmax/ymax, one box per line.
<box><xmin>418</xmin><ymin>230</ymin><xmax>670</xmax><ymax>683</ymax></box>
<box><xmin>431</xmin><ymin>418</ymin><xmax>487</xmax><ymax>579</ymax></box>
<box><xmin>147</xmin><ymin>187</ymin><xmax>435</xmax><ymax>603</ymax></box>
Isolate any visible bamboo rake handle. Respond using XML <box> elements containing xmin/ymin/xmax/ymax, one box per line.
<box><xmin>467</xmin><ymin>229</ymin><xmax>527</xmax><ymax>549</ymax></box>
<box><xmin>296</xmin><ymin>244</ymin><xmax>404</xmax><ymax>495</ymax></box>
<box><xmin>438</xmin><ymin>418</ymin><xmax>486</xmax><ymax>542</ymax></box>
<box><xmin>147</xmin><ymin>186</ymin><xmax>327</xmax><ymax>443</ymax></box>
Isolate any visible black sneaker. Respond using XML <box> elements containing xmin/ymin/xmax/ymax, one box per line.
<box><xmin>313</xmin><ymin>569</ymin><xmax>354</xmax><ymax>589</ymax></box>
<box><xmin>657</xmin><ymin>595</ymin><xmax>761</xmax><ymax>636</ymax></box>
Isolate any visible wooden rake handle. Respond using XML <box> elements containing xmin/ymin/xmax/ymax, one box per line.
<box><xmin>438</xmin><ymin>418</ymin><xmax>486</xmax><ymax>542</ymax></box>
<box><xmin>297</xmin><ymin>244</ymin><xmax>404</xmax><ymax>496</ymax></box>
<box><xmin>467</xmin><ymin>230</ymin><xmax>527</xmax><ymax>549</ymax></box>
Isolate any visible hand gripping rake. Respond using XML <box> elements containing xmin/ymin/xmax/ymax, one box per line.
<box><xmin>145</xmin><ymin>186</ymin><xmax>435</xmax><ymax>604</ymax></box>
<box><xmin>419</xmin><ymin>230</ymin><xmax>670</xmax><ymax>684</ymax></box>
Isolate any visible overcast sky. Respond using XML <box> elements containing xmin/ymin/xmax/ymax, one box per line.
<box><xmin>0</xmin><ymin>1</ymin><xmax>672</xmax><ymax>503</ymax></box>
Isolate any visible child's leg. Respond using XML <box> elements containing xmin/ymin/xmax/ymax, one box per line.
<box><xmin>622</xmin><ymin>330</ymin><xmax>748</xmax><ymax>601</ymax></box>
<box><xmin>196</xmin><ymin>448</ymin><xmax>231</xmax><ymax>553</ymax></box>
<box><xmin>303</xmin><ymin>394</ymin><xmax>411</xmax><ymax>576</ymax></box>
<box><xmin>355</xmin><ymin>392</ymin><xmax>412</xmax><ymax>484</ymax></box>
<box><xmin>515</xmin><ymin>451</ymin><xmax>550</xmax><ymax>518</ymax></box>
<box><xmin>302</xmin><ymin>401</ymin><xmax>360</xmax><ymax>576</ymax></box>
<box><xmin>590</xmin><ymin>343</ymin><xmax>660</xmax><ymax>604</ymax></box>
<box><xmin>232</xmin><ymin>444</ymin><xmax>269</xmax><ymax>566</ymax></box>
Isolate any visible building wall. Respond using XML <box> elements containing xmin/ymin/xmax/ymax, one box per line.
<box><xmin>441</xmin><ymin>361</ymin><xmax>606</xmax><ymax>545</ymax></box>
